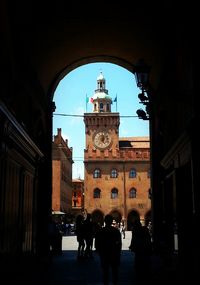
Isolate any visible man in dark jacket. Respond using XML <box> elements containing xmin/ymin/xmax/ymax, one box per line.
<box><xmin>83</xmin><ymin>213</ymin><xmax>95</xmax><ymax>259</ymax></box>
<box><xmin>95</xmin><ymin>214</ymin><xmax>122</xmax><ymax>285</ymax></box>
<box><xmin>129</xmin><ymin>219</ymin><xmax>152</xmax><ymax>282</ymax></box>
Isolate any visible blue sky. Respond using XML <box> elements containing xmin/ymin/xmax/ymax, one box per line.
<box><xmin>52</xmin><ymin>63</ymin><xmax>149</xmax><ymax>179</ymax></box>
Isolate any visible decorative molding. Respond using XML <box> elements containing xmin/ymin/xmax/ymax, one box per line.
<box><xmin>161</xmin><ymin>132</ymin><xmax>191</xmax><ymax>169</ymax></box>
<box><xmin>0</xmin><ymin>100</ymin><xmax>44</xmax><ymax>161</ymax></box>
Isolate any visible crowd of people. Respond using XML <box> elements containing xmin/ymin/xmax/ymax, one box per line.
<box><xmin>75</xmin><ymin>213</ymin><xmax>98</xmax><ymax>259</ymax></box>
<box><xmin>48</xmin><ymin>214</ymin><xmax>152</xmax><ymax>284</ymax></box>
<box><xmin>74</xmin><ymin>213</ymin><xmax>152</xmax><ymax>285</ymax></box>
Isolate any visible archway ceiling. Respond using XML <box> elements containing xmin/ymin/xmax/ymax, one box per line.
<box><xmin>30</xmin><ymin>20</ymin><xmax>165</xmax><ymax>94</ymax></box>
<box><xmin>10</xmin><ymin>1</ymin><xmax>183</xmax><ymax>93</ymax></box>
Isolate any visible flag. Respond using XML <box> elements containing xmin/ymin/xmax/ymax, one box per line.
<box><xmin>90</xmin><ymin>97</ymin><xmax>94</xmax><ymax>103</ymax></box>
<box><xmin>113</xmin><ymin>94</ymin><xmax>118</xmax><ymax>111</ymax></box>
<box><xmin>86</xmin><ymin>94</ymin><xmax>89</xmax><ymax>103</ymax></box>
<box><xmin>86</xmin><ymin>94</ymin><xmax>89</xmax><ymax>112</ymax></box>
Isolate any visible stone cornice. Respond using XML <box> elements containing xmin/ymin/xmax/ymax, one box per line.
<box><xmin>0</xmin><ymin>100</ymin><xmax>44</xmax><ymax>161</ymax></box>
<box><xmin>160</xmin><ymin>132</ymin><xmax>191</xmax><ymax>169</ymax></box>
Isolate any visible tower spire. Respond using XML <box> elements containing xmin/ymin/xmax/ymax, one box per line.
<box><xmin>91</xmin><ymin>72</ymin><xmax>112</xmax><ymax>113</ymax></box>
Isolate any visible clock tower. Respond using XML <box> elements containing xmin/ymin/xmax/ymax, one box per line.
<box><xmin>84</xmin><ymin>72</ymin><xmax>120</xmax><ymax>153</ymax></box>
<box><xmin>83</xmin><ymin>72</ymin><xmax>151</xmax><ymax>227</ymax></box>
<box><xmin>83</xmin><ymin>72</ymin><xmax>120</xmax><ymax>220</ymax></box>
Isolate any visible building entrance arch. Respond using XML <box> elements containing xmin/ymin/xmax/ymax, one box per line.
<box><xmin>127</xmin><ymin>210</ymin><xmax>140</xmax><ymax>231</ymax></box>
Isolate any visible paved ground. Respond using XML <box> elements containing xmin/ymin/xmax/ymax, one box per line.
<box><xmin>36</xmin><ymin>231</ymin><xmax>173</xmax><ymax>285</ymax></box>
<box><xmin>62</xmin><ymin>230</ymin><xmax>132</xmax><ymax>251</ymax></box>
<box><xmin>41</xmin><ymin>231</ymin><xmax>136</xmax><ymax>285</ymax></box>
<box><xmin>3</xmin><ymin>231</ymin><xmax>179</xmax><ymax>285</ymax></box>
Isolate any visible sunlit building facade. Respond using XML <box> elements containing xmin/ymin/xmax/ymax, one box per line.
<box><xmin>83</xmin><ymin>73</ymin><xmax>151</xmax><ymax>228</ymax></box>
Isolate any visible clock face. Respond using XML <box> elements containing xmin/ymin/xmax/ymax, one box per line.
<box><xmin>93</xmin><ymin>131</ymin><xmax>112</xmax><ymax>149</ymax></box>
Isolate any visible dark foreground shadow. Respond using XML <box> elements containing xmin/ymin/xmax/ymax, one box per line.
<box><xmin>40</xmin><ymin>249</ymin><xmax>135</xmax><ymax>285</ymax></box>
<box><xmin>2</xmin><ymin>249</ymin><xmax>180</xmax><ymax>285</ymax></box>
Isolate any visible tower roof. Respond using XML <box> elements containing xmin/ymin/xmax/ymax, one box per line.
<box><xmin>93</xmin><ymin>71</ymin><xmax>112</xmax><ymax>100</ymax></box>
<box><xmin>97</xmin><ymin>71</ymin><xmax>104</xmax><ymax>80</ymax></box>
<box><xmin>93</xmin><ymin>91</ymin><xmax>111</xmax><ymax>100</ymax></box>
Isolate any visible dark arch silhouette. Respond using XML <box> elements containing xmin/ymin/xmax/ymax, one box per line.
<box><xmin>92</xmin><ymin>209</ymin><xmax>104</xmax><ymax>226</ymax></box>
<box><xmin>110</xmin><ymin>209</ymin><xmax>122</xmax><ymax>224</ymax></box>
<box><xmin>127</xmin><ymin>210</ymin><xmax>140</xmax><ymax>230</ymax></box>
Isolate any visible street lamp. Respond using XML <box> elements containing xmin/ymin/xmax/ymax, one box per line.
<box><xmin>134</xmin><ymin>59</ymin><xmax>151</xmax><ymax>120</ymax></box>
<box><xmin>134</xmin><ymin>59</ymin><xmax>154</xmax><ymax>241</ymax></box>
<box><xmin>136</xmin><ymin>108</ymin><xmax>149</xmax><ymax>120</ymax></box>
<box><xmin>134</xmin><ymin>58</ymin><xmax>151</xmax><ymax>91</ymax></box>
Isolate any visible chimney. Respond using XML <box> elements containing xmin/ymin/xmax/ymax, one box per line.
<box><xmin>57</xmin><ymin>128</ymin><xmax>62</xmax><ymax>137</ymax></box>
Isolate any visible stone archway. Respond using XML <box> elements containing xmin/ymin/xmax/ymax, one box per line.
<box><xmin>91</xmin><ymin>209</ymin><xmax>104</xmax><ymax>227</ymax></box>
<box><xmin>50</xmin><ymin>56</ymin><xmax>135</xmax><ymax>102</ymax></box>
<box><xmin>109</xmin><ymin>209</ymin><xmax>122</xmax><ymax>224</ymax></box>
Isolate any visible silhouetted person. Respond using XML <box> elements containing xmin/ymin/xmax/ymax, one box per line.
<box><xmin>120</xmin><ymin>221</ymin><xmax>126</xmax><ymax>239</ymax></box>
<box><xmin>48</xmin><ymin>216</ymin><xmax>62</xmax><ymax>255</ymax></box>
<box><xmin>93</xmin><ymin>221</ymin><xmax>102</xmax><ymax>250</ymax></box>
<box><xmin>95</xmin><ymin>214</ymin><xmax>122</xmax><ymax>285</ymax></box>
<box><xmin>83</xmin><ymin>213</ymin><xmax>95</xmax><ymax>258</ymax></box>
<box><xmin>75</xmin><ymin>214</ymin><xmax>85</xmax><ymax>259</ymax></box>
<box><xmin>129</xmin><ymin>219</ymin><xmax>152</xmax><ymax>283</ymax></box>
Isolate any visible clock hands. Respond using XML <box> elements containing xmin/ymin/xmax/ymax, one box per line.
<box><xmin>94</xmin><ymin>131</ymin><xmax>111</xmax><ymax>149</ymax></box>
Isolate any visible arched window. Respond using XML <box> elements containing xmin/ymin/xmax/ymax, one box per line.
<box><xmin>106</xmin><ymin>103</ymin><xmax>110</xmax><ymax>112</ymax></box>
<box><xmin>94</xmin><ymin>188</ymin><xmax>101</xmax><ymax>198</ymax></box>
<box><xmin>111</xmin><ymin>188</ymin><xmax>118</xmax><ymax>199</ymax></box>
<box><xmin>100</xmin><ymin>102</ymin><xmax>104</xmax><ymax>112</ymax></box>
<box><xmin>93</xmin><ymin>168</ymin><xmax>101</xmax><ymax>178</ymax></box>
<box><xmin>129</xmin><ymin>188</ymin><xmax>137</xmax><ymax>198</ymax></box>
<box><xmin>129</xmin><ymin>168</ymin><xmax>136</xmax><ymax>178</ymax></box>
<box><xmin>110</xmin><ymin>168</ymin><xmax>118</xmax><ymax>178</ymax></box>
<box><xmin>73</xmin><ymin>191</ymin><xmax>78</xmax><ymax>207</ymax></box>
<box><xmin>148</xmin><ymin>188</ymin><xmax>152</xmax><ymax>199</ymax></box>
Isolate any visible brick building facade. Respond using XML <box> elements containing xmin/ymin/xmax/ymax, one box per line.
<box><xmin>84</xmin><ymin>73</ymin><xmax>151</xmax><ymax>229</ymax></box>
<box><xmin>72</xmin><ymin>178</ymin><xmax>84</xmax><ymax>217</ymax></box>
<box><xmin>52</xmin><ymin>128</ymin><xmax>74</xmax><ymax>216</ymax></box>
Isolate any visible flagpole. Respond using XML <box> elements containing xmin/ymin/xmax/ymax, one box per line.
<box><xmin>86</xmin><ymin>93</ymin><xmax>88</xmax><ymax>112</ymax></box>
<box><xmin>116</xmin><ymin>94</ymin><xmax>117</xmax><ymax>112</ymax></box>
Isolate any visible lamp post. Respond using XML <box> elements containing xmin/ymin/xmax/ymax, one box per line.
<box><xmin>134</xmin><ymin>59</ymin><xmax>151</xmax><ymax>120</ymax></box>
<box><xmin>134</xmin><ymin>59</ymin><xmax>151</xmax><ymax>91</ymax></box>
<box><xmin>134</xmin><ymin>58</ymin><xmax>154</xmax><ymax>239</ymax></box>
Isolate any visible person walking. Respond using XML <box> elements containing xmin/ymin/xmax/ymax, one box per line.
<box><xmin>83</xmin><ymin>213</ymin><xmax>95</xmax><ymax>259</ymax></box>
<box><xmin>95</xmin><ymin>214</ymin><xmax>122</xmax><ymax>285</ymax></box>
<box><xmin>48</xmin><ymin>216</ymin><xmax>63</xmax><ymax>255</ymax></box>
<box><xmin>75</xmin><ymin>214</ymin><xmax>85</xmax><ymax>260</ymax></box>
<box><xmin>129</xmin><ymin>219</ymin><xmax>152</xmax><ymax>283</ymax></box>
<box><xmin>120</xmin><ymin>221</ymin><xmax>126</xmax><ymax>239</ymax></box>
